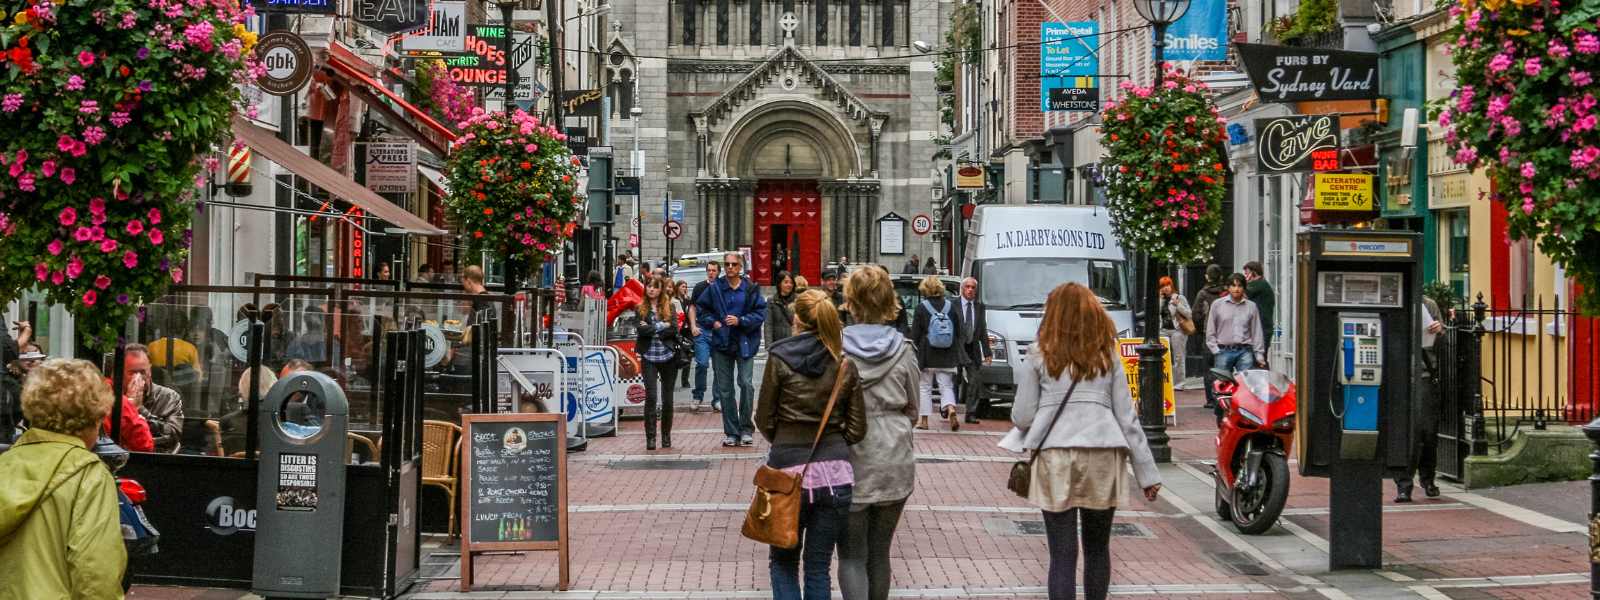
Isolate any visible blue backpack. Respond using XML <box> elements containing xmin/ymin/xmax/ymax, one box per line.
<box><xmin>922</xmin><ymin>299</ymin><xmax>955</xmax><ymax>349</ymax></box>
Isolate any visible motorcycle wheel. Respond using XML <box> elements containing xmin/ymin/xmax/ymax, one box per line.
<box><xmin>1230</xmin><ymin>452</ymin><xmax>1289</xmax><ymax>535</ymax></box>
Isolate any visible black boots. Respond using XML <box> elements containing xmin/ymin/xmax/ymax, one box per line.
<box><xmin>662</xmin><ymin>434</ymin><xmax>672</xmax><ymax>449</ymax></box>
<box><xmin>646</xmin><ymin>437</ymin><xmax>656</xmax><ymax>451</ymax></box>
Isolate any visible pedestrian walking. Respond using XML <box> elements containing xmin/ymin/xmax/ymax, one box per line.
<box><xmin>766</xmin><ymin>271</ymin><xmax>798</xmax><ymax>346</ymax></box>
<box><xmin>1157</xmin><ymin>277</ymin><xmax>1193</xmax><ymax>390</ymax></box>
<box><xmin>958</xmin><ymin>277</ymin><xmax>991</xmax><ymax>425</ymax></box>
<box><xmin>675</xmin><ymin>280</ymin><xmax>694</xmax><ymax>389</ymax></box>
<box><xmin>1396</xmin><ymin>296</ymin><xmax>1445</xmax><ymax>503</ymax></box>
<box><xmin>910</xmin><ymin>276</ymin><xmax>963</xmax><ymax>431</ymax></box>
<box><xmin>0</xmin><ymin>359</ymin><xmax>129</xmax><ymax>599</ymax></box>
<box><xmin>1243</xmin><ymin>261</ymin><xmax>1276</xmax><ymax>353</ymax></box>
<box><xmin>696</xmin><ymin>252</ymin><xmax>767</xmax><ymax>446</ymax></box>
<box><xmin>688</xmin><ymin>262</ymin><xmax>722</xmax><ymax>410</ymax></box>
<box><xmin>1206</xmin><ymin>274</ymin><xmax>1266</xmax><ymax>420</ymax></box>
<box><xmin>635</xmin><ymin>277</ymin><xmax>683</xmax><ymax>451</ymax></box>
<box><xmin>755</xmin><ymin>289</ymin><xmax>865</xmax><ymax>600</ymax></box>
<box><xmin>1192</xmin><ymin>265</ymin><xmax>1226</xmax><ymax>406</ymax></box>
<box><xmin>902</xmin><ymin>254</ymin><xmax>920</xmax><ymax>275</ymax></box>
<box><xmin>837</xmin><ymin>267</ymin><xmax>919</xmax><ymax>600</ymax></box>
<box><xmin>1012</xmin><ymin>283</ymin><xmax>1162</xmax><ymax>600</ymax></box>
<box><xmin>581</xmin><ymin>270</ymin><xmax>607</xmax><ymax>301</ymax></box>
<box><xmin>922</xmin><ymin>257</ymin><xmax>938</xmax><ymax>275</ymax></box>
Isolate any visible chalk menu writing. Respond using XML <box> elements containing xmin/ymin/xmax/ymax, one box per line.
<box><xmin>467</xmin><ymin>420</ymin><xmax>560</xmax><ymax>543</ymax></box>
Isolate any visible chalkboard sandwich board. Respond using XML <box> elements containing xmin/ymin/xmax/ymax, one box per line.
<box><xmin>460</xmin><ymin>413</ymin><xmax>568</xmax><ymax>591</ymax></box>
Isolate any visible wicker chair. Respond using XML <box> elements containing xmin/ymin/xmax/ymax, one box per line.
<box><xmin>347</xmin><ymin>432</ymin><xmax>379</xmax><ymax>464</ymax></box>
<box><xmin>421</xmin><ymin>420</ymin><xmax>462</xmax><ymax>537</ymax></box>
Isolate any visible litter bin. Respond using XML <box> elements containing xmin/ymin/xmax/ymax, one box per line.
<box><xmin>252</xmin><ymin>371</ymin><xmax>349</xmax><ymax>598</ymax></box>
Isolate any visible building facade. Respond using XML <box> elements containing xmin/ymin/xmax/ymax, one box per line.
<box><xmin>601</xmin><ymin>0</ymin><xmax>947</xmax><ymax>284</ymax></box>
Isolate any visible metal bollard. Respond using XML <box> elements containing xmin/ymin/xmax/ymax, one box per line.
<box><xmin>1583</xmin><ymin>417</ymin><xmax>1600</xmax><ymax>599</ymax></box>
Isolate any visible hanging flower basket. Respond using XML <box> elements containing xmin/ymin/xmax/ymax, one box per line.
<box><xmin>1442</xmin><ymin>0</ymin><xmax>1600</xmax><ymax>311</ymax></box>
<box><xmin>443</xmin><ymin>109</ymin><xmax>584</xmax><ymax>268</ymax></box>
<box><xmin>0</xmin><ymin>0</ymin><xmax>261</xmax><ymax>350</ymax></box>
<box><xmin>1100</xmin><ymin>67</ymin><xmax>1230</xmax><ymax>266</ymax></box>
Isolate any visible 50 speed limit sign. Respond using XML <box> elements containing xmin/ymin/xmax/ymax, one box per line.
<box><xmin>911</xmin><ymin>214</ymin><xmax>933</xmax><ymax>235</ymax></box>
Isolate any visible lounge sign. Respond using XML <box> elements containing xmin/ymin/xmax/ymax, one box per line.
<box><xmin>1237</xmin><ymin>43</ymin><xmax>1379</xmax><ymax>102</ymax></box>
<box><xmin>1255</xmin><ymin>115</ymin><xmax>1338</xmax><ymax>173</ymax></box>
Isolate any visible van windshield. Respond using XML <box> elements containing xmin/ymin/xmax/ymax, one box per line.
<box><xmin>976</xmin><ymin>258</ymin><xmax>1128</xmax><ymax>310</ymax></box>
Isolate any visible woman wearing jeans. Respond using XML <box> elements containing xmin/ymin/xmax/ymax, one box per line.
<box><xmin>635</xmin><ymin>277</ymin><xmax>682</xmax><ymax>450</ymax></box>
<box><xmin>838</xmin><ymin>267</ymin><xmax>920</xmax><ymax>600</ymax></box>
<box><xmin>1012</xmin><ymin>283</ymin><xmax>1162</xmax><ymax>600</ymax></box>
<box><xmin>755</xmin><ymin>289</ymin><xmax>865</xmax><ymax>600</ymax></box>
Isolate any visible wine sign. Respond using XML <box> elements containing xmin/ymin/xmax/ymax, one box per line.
<box><xmin>1237</xmin><ymin>43</ymin><xmax>1380</xmax><ymax>103</ymax></box>
<box><xmin>460</xmin><ymin>413</ymin><xmax>569</xmax><ymax>591</ymax></box>
<box><xmin>1255</xmin><ymin>115</ymin><xmax>1339</xmax><ymax>173</ymax></box>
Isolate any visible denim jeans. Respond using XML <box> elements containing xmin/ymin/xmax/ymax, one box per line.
<box><xmin>1210</xmin><ymin>348</ymin><xmax>1256</xmax><ymax>417</ymax></box>
<box><xmin>770</xmin><ymin>485</ymin><xmax>853</xmax><ymax>600</ymax></box>
<box><xmin>713</xmin><ymin>351</ymin><xmax>755</xmax><ymax>437</ymax></box>
<box><xmin>693</xmin><ymin>331</ymin><xmax>712</xmax><ymax>401</ymax></box>
<box><xmin>838</xmin><ymin>499</ymin><xmax>906</xmax><ymax>600</ymax></box>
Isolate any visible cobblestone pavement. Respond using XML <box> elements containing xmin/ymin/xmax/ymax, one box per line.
<box><xmin>131</xmin><ymin>370</ymin><xmax>1592</xmax><ymax>600</ymax></box>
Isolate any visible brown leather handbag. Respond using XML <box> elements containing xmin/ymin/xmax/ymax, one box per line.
<box><xmin>740</xmin><ymin>360</ymin><xmax>851</xmax><ymax>549</ymax></box>
<box><xmin>1007</xmin><ymin>376</ymin><xmax>1080</xmax><ymax>498</ymax></box>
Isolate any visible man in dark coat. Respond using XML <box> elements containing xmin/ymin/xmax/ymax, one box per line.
<box><xmin>957</xmin><ymin>277</ymin><xmax>991</xmax><ymax>424</ymax></box>
<box><xmin>695</xmin><ymin>252</ymin><xmax>767</xmax><ymax>447</ymax></box>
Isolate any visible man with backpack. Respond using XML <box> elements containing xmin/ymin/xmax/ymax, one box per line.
<box><xmin>910</xmin><ymin>276</ymin><xmax>963</xmax><ymax>431</ymax></box>
<box><xmin>695</xmin><ymin>252</ymin><xmax>767</xmax><ymax>447</ymax></box>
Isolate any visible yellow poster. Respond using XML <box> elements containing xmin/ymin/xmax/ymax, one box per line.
<box><xmin>1117</xmin><ymin>338</ymin><xmax>1175</xmax><ymax>417</ymax></box>
<box><xmin>1313</xmin><ymin>173</ymin><xmax>1375</xmax><ymax>211</ymax></box>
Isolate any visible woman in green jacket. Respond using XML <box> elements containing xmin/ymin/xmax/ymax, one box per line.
<box><xmin>0</xmin><ymin>358</ymin><xmax>127</xmax><ymax>600</ymax></box>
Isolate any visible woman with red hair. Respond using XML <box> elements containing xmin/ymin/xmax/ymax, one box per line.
<box><xmin>1158</xmin><ymin>276</ymin><xmax>1193</xmax><ymax>388</ymax></box>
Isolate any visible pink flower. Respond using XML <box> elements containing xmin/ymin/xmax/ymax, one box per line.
<box><xmin>1550</xmin><ymin>40</ymin><xmax>1571</xmax><ymax>59</ymax></box>
<box><xmin>77</xmin><ymin>51</ymin><xmax>95</xmax><ymax>67</ymax></box>
<box><xmin>122</xmin><ymin>250</ymin><xmax>138</xmax><ymax>269</ymax></box>
<box><xmin>47</xmin><ymin>239</ymin><xmax>64</xmax><ymax>255</ymax></box>
<box><xmin>1</xmin><ymin>94</ymin><xmax>21</xmax><ymax>112</ymax></box>
<box><xmin>82</xmin><ymin>290</ymin><xmax>97</xmax><ymax>306</ymax></box>
<box><xmin>65</xmin><ymin>256</ymin><xmax>83</xmax><ymax>279</ymax></box>
<box><xmin>78</xmin><ymin>99</ymin><xmax>99</xmax><ymax>115</ymax></box>
<box><xmin>73</xmin><ymin>227</ymin><xmax>93</xmax><ymax>242</ymax></box>
<box><xmin>125</xmin><ymin>219</ymin><xmax>145</xmax><ymax>236</ymax></box>
<box><xmin>1577</xmin><ymin>31</ymin><xmax>1600</xmax><ymax>55</ymax></box>
<box><xmin>148</xmin><ymin>229</ymin><xmax>164</xmax><ymax>245</ymax></box>
<box><xmin>34</xmin><ymin>263</ymin><xmax>48</xmax><ymax>282</ymax></box>
<box><xmin>91</xmin><ymin>227</ymin><xmax>105</xmax><ymax>241</ymax></box>
<box><xmin>99</xmin><ymin>238</ymin><xmax>118</xmax><ymax>253</ymax></box>
<box><xmin>50</xmin><ymin>271</ymin><xmax>64</xmax><ymax>286</ymax></box>
<box><xmin>525</xmin><ymin>144</ymin><xmax>538</xmax><ymax>153</ymax></box>
<box><xmin>94</xmin><ymin>274</ymin><xmax>111</xmax><ymax>290</ymax></box>
<box><xmin>110</xmin><ymin>112</ymin><xmax>131</xmax><ymax>128</ymax></box>
<box><xmin>1523</xmin><ymin>58</ymin><xmax>1542</xmax><ymax>77</ymax></box>
<box><xmin>170</xmin><ymin>267</ymin><xmax>184</xmax><ymax>283</ymax></box>
<box><xmin>83</xmin><ymin>127</ymin><xmax>106</xmax><ymax>146</ymax></box>
<box><xmin>1572</xmin><ymin>146</ymin><xmax>1600</xmax><ymax>170</ymax></box>
<box><xmin>1573</xmin><ymin>71</ymin><xmax>1594</xmax><ymax>87</ymax></box>
<box><xmin>39</xmin><ymin>160</ymin><xmax>55</xmax><ymax>177</ymax></box>
<box><xmin>147</xmin><ymin>208</ymin><xmax>161</xmax><ymax>224</ymax></box>
<box><xmin>66</xmin><ymin>75</ymin><xmax>84</xmax><ymax>91</ymax></box>
<box><xmin>1521</xmin><ymin>161</ymin><xmax>1536</xmax><ymax>179</ymax></box>
<box><xmin>57</xmin><ymin>135</ymin><xmax>75</xmax><ymax>153</ymax></box>
<box><xmin>1488</xmin><ymin>52</ymin><xmax>1513</xmax><ymax>73</ymax></box>
<box><xmin>58</xmin><ymin>207</ymin><xmax>78</xmax><ymax>226</ymax></box>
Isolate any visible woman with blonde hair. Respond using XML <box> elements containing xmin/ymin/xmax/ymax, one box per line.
<box><xmin>755</xmin><ymin>289</ymin><xmax>865</xmax><ymax>600</ymax></box>
<box><xmin>1011</xmin><ymin>283</ymin><xmax>1162</xmax><ymax>600</ymax></box>
<box><xmin>635</xmin><ymin>276</ymin><xmax>684</xmax><ymax>450</ymax></box>
<box><xmin>0</xmin><ymin>359</ymin><xmax>127</xmax><ymax>598</ymax></box>
<box><xmin>909</xmin><ymin>275</ymin><xmax>963</xmax><ymax>430</ymax></box>
<box><xmin>838</xmin><ymin>267</ymin><xmax>920</xmax><ymax>600</ymax></box>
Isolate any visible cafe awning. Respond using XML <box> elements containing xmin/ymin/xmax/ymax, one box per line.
<box><xmin>325</xmin><ymin>46</ymin><xmax>458</xmax><ymax>157</ymax></box>
<box><xmin>230</xmin><ymin>115</ymin><xmax>446</xmax><ymax>236</ymax></box>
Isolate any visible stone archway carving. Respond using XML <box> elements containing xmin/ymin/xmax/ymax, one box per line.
<box><xmin>715</xmin><ymin>97</ymin><xmax>863</xmax><ymax>179</ymax></box>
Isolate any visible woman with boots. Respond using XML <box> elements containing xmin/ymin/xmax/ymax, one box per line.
<box><xmin>756</xmin><ymin>289</ymin><xmax>866</xmax><ymax>600</ymax></box>
<box><xmin>766</xmin><ymin>271</ymin><xmax>798</xmax><ymax>347</ymax></box>
<box><xmin>635</xmin><ymin>277</ymin><xmax>682</xmax><ymax>450</ymax></box>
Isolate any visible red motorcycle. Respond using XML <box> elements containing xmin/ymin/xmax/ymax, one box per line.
<box><xmin>1211</xmin><ymin>368</ymin><xmax>1296</xmax><ymax>534</ymax></box>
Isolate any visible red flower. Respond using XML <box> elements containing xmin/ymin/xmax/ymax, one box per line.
<box><xmin>483</xmin><ymin>208</ymin><xmax>494</xmax><ymax>216</ymax></box>
<box><xmin>473</xmin><ymin>230</ymin><xmax>484</xmax><ymax>238</ymax></box>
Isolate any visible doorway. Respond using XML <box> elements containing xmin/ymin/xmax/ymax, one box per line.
<box><xmin>752</xmin><ymin>180</ymin><xmax>822</xmax><ymax>286</ymax></box>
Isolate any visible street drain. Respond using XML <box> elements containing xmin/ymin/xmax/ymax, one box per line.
<box><xmin>1211</xmin><ymin>551</ymin><xmax>1272</xmax><ymax>576</ymax></box>
<box><xmin>992</xmin><ymin>519</ymin><xmax>1154</xmax><ymax>539</ymax></box>
<box><xmin>608</xmin><ymin>459</ymin><xmax>712</xmax><ymax>470</ymax></box>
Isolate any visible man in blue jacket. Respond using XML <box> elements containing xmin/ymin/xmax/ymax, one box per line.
<box><xmin>696</xmin><ymin>251</ymin><xmax>767</xmax><ymax>446</ymax></box>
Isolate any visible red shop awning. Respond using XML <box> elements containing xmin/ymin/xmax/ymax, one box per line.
<box><xmin>230</xmin><ymin>116</ymin><xmax>446</xmax><ymax>236</ymax></box>
<box><xmin>325</xmin><ymin>46</ymin><xmax>458</xmax><ymax>157</ymax></box>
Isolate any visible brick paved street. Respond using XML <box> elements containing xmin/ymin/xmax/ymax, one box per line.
<box><xmin>130</xmin><ymin>376</ymin><xmax>1593</xmax><ymax>600</ymax></box>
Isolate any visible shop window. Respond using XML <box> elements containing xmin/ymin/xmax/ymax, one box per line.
<box><xmin>1443</xmin><ymin>209</ymin><xmax>1469</xmax><ymax>299</ymax></box>
<box><xmin>1028</xmin><ymin>166</ymin><xmax>1065</xmax><ymax>204</ymax></box>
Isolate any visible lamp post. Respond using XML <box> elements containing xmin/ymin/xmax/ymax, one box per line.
<box><xmin>1131</xmin><ymin>0</ymin><xmax>1190</xmax><ymax>464</ymax></box>
<box><xmin>493</xmin><ymin>0</ymin><xmax>519</xmax><ymax>111</ymax></box>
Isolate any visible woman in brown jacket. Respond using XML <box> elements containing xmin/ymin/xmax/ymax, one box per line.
<box><xmin>755</xmin><ymin>289</ymin><xmax>866</xmax><ymax>600</ymax></box>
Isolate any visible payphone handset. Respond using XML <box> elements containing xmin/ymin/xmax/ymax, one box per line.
<box><xmin>1334</xmin><ymin>313</ymin><xmax>1382</xmax><ymax>435</ymax></box>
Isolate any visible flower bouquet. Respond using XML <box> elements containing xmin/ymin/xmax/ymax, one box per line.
<box><xmin>443</xmin><ymin>108</ymin><xmax>584</xmax><ymax>270</ymax></box>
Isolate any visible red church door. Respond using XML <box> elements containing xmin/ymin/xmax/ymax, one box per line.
<box><xmin>752</xmin><ymin>181</ymin><xmax>822</xmax><ymax>286</ymax></box>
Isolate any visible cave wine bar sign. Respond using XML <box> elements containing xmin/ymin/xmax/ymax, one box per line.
<box><xmin>1236</xmin><ymin>43</ymin><xmax>1379</xmax><ymax>103</ymax></box>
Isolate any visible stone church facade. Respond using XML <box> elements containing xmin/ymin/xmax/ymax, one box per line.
<box><xmin>604</xmin><ymin>0</ymin><xmax>947</xmax><ymax>285</ymax></box>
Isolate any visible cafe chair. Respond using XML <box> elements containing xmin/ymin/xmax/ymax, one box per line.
<box><xmin>347</xmin><ymin>432</ymin><xmax>379</xmax><ymax>465</ymax></box>
<box><xmin>422</xmin><ymin>420</ymin><xmax>462</xmax><ymax>537</ymax></box>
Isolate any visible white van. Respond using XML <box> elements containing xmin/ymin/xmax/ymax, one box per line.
<box><xmin>962</xmin><ymin>206</ymin><xmax>1135</xmax><ymax>409</ymax></box>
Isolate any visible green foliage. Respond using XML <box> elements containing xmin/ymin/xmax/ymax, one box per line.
<box><xmin>1275</xmin><ymin>0</ymin><xmax>1338</xmax><ymax>44</ymax></box>
<box><xmin>1422</xmin><ymin>281</ymin><xmax>1462</xmax><ymax>313</ymax></box>
<box><xmin>1100</xmin><ymin>70</ymin><xmax>1230</xmax><ymax>266</ymax></box>
<box><xmin>935</xmin><ymin>2</ymin><xmax>980</xmax><ymax>131</ymax></box>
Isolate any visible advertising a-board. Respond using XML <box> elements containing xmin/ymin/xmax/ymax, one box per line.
<box><xmin>1118</xmin><ymin>338</ymin><xmax>1176</xmax><ymax>416</ymax></box>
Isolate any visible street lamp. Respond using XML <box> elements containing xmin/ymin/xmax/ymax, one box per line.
<box><xmin>1130</xmin><ymin>0</ymin><xmax>1190</xmax><ymax>464</ymax></box>
<box><xmin>492</xmin><ymin>0</ymin><xmax>520</xmax><ymax>112</ymax></box>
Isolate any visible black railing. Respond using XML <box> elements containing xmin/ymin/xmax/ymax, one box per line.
<box><xmin>1454</xmin><ymin>294</ymin><xmax>1600</xmax><ymax>453</ymax></box>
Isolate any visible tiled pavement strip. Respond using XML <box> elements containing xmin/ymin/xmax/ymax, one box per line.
<box><xmin>133</xmin><ymin>373</ymin><xmax>1593</xmax><ymax>600</ymax></box>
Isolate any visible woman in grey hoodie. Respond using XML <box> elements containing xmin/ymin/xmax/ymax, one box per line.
<box><xmin>837</xmin><ymin>267</ymin><xmax>920</xmax><ymax>600</ymax></box>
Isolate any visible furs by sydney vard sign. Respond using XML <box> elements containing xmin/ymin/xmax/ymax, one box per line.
<box><xmin>1237</xmin><ymin>43</ymin><xmax>1379</xmax><ymax>102</ymax></box>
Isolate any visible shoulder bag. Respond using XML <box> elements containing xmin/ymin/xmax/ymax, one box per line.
<box><xmin>740</xmin><ymin>360</ymin><xmax>851</xmax><ymax>549</ymax></box>
<box><xmin>1006</xmin><ymin>374</ymin><xmax>1080</xmax><ymax>499</ymax></box>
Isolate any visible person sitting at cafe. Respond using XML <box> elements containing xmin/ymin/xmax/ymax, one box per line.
<box><xmin>123</xmin><ymin>344</ymin><xmax>184</xmax><ymax>454</ymax></box>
